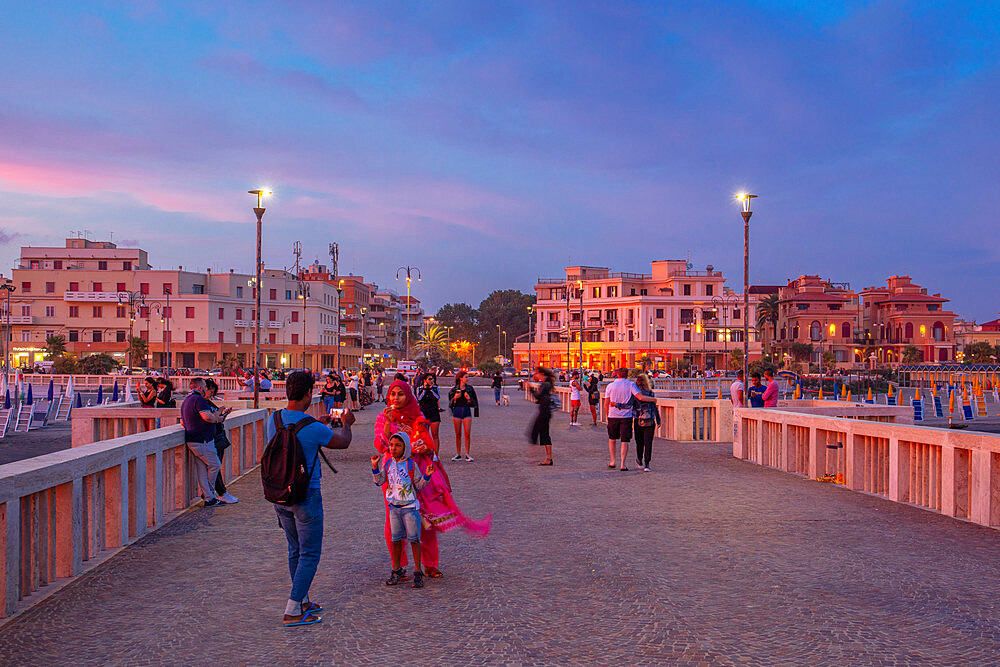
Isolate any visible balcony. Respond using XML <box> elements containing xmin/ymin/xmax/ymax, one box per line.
<box><xmin>7</xmin><ymin>315</ymin><xmax>34</xmax><ymax>324</ymax></box>
<box><xmin>266</xmin><ymin>321</ymin><xmax>281</xmax><ymax>329</ymax></box>
<box><xmin>544</xmin><ymin>320</ymin><xmax>562</xmax><ymax>329</ymax></box>
<box><xmin>63</xmin><ymin>291</ymin><xmax>121</xmax><ymax>302</ymax></box>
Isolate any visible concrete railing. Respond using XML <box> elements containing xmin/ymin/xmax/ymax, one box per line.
<box><xmin>0</xmin><ymin>408</ymin><xmax>269</xmax><ymax>619</ymax></box>
<box><xmin>734</xmin><ymin>405</ymin><xmax>1000</xmax><ymax>528</ymax></box>
<box><xmin>4</xmin><ymin>374</ymin><xmax>286</xmax><ymax>394</ymax></box>
<box><xmin>527</xmin><ymin>383</ymin><xmax>733</xmax><ymax>442</ymax></box>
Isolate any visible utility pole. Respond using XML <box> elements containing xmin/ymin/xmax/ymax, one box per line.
<box><xmin>578</xmin><ymin>280</ymin><xmax>584</xmax><ymax>377</ymax></box>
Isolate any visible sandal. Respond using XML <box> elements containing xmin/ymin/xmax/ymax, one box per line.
<box><xmin>412</xmin><ymin>571</ymin><xmax>425</xmax><ymax>589</ymax></box>
<box><xmin>385</xmin><ymin>568</ymin><xmax>405</xmax><ymax>586</ymax></box>
<box><xmin>301</xmin><ymin>601</ymin><xmax>322</xmax><ymax>615</ymax></box>
<box><xmin>284</xmin><ymin>612</ymin><xmax>322</xmax><ymax>627</ymax></box>
<box><xmin>620</xmin><ymin>466</ymin><xmax>630</xmax><ymax>471</ymax></box>
<box><xmin>425</xmin><ymin>566</ymin><xmax>444</xmax><ymax>578</ymax></box>
<box><xmin>537</xmin><ymin>459</ymin><xmax>553</xmax><ymax>466</ymax></box>
<box><xmin>608</xmin><ymin>463</ymin><xmax>616</xmax><ymax>469</ymax></box>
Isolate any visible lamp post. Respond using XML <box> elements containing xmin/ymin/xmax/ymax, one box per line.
<box><xmin>395</xmin><ymin>266</ymin><xmax>421</xmax><ymax>362</ymax></box>
<box><xmin>496</xmin><ymin>324</ymin><xmax>501</xmax><ymax>362</ymax></box>
<box><xmin>564</xmin><ymin>282</ymin><xmax>570</xmax><ymax>375</ymax></box>
<box><xmin>1</xmin><ymin>284</ymin><xmax>15</xmax><ymax>377</ymax></box>
<box><xmin>248</xmin><ymin>189</ymin><xmax>270</xmax><ymax>408</ymax></box>
<box><xmin>163</xmin><ymin>286</ymin><xmax>171</xmax><ymax>380</ymax></box>
<box><xmin>737</xmin><ymin>193</ymin><xmax>757</xmax><ymax>390</ymax></box>
<box><xmin>336</xmin><ymin>279</ymin><xmax>344</xmax><ymax>373</ymax></box>
<box><xmin>577</xmin><ymin>280</ymin><xmax>584</xmax><ymax>377</ymax></box>
<box><xmin>298</xmin><ymin>283</ymin><xmax>308</xmax><ymax>370</ymax></box>
<box><xmin>527</xmin><ymin>305</ymin><xmax>534</xmax><ymax>373</ymax></box>
<box><xmin>503</xmin><ymin>330</ymin><xmax>508</xmax><ymax>363</ymax></box>
<box><xmin>117</xmin><ymin>290</ymin><xmax>146</xmax><ymax>371</ymax></box>
<box><xmin>360</xmin><ymin>306</ymin><xmax>367</xmax><ymax>369</ymax></box>
<box><xmin>713</xmin><ymin>294</ymin><xmax>738</xmax><ymax>369</ymax></box>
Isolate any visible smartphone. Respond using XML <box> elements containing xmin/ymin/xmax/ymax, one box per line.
<box><xmin>329</xmin><ymin>408</ymin><xmax>344</xmax><ymax>418</ymax></box>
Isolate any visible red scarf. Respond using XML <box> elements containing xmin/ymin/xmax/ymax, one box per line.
<box><xmin>386</xmin><ymin>379</ymin><xmax>423</xmax><ymax>421</ymax></box>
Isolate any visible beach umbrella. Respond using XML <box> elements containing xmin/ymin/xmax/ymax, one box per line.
<box><xmin>915</xmin><ymin>387</ymin><xmax>921</xmax><ymax>401</ymax></box>
<box><xmin>847</xmin><ymin>388</ymin><xmax>852</xmax><ymax>402</ymax></box>
<box><xmin>66</xmin><ymin>375</ymin><xmax>74</xmax><ymax>398</ymax></box>
<box><xmin>112</xmin><ymin>380</ymin><xmax>119</xmax><ymax>403</ymax></box>
<box><xmin>25</xmin><ymin>384</ymin><xmax>33</xmax><ymax>405</ymax></box>
<box><xmin>47</xmin><ymin>379</ymin><xmax>54</xmax><ymax>402</ymax></box>
<box><xmin>75</xmin><ymin>393</ymin><xmax>82</xmax><ymax>408</ymax></box>
<box><xmin>818</xmin><ymin>384</ymin><xmax>824</xmax><ymax>400</ymax></box>
<box><xmin>867</xmin><ymin>387</ymin><xmax>873</xmax><ymax>402</ymax></box>
<box><xmin>949</xmin><ymin>387</ymin><xmax>955</xmax><ymax>415</ymax></box>
<box><xmin>96</xmin><ymin>385</ymin><xmax>103</xmax><ymax>404</ymax></box>
<box><xmin>124</xmin><ymin>378</ymin><xmax>134</xmax><ymax>403</ymax></box>
<box><xmin>3</xmin><ymin>390</ymin><xmax>8</xmax><ymax>410</ymax></box>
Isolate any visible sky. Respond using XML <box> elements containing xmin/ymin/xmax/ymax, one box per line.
<box><xmin>1</xmin><ymin>1</ymin><xmax>999</xmax><ymax>318</ymax></box>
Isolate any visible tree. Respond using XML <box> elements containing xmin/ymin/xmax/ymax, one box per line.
<box><xmin>477</xmin><ymin>359</ymin><xmax>502</xmax><ymax>376</ymax></box>
<box><xmin>901</xmin><ymin>345</ymin><xmax>922</xmax><ymax>364</ymax></box>
<box><xmin>748</xmin><ymin>359</ymin><xmax>777</xmax><ymax>377</ymax></box>
<box><xmin>728</xmin><ymin>348</ymin><xmax>744</xmax><ymax>370</ymax></box>
<box><xmin>79</xmin><ymin>353</ymin><xmax>120</xmax><ymax>375</ymax></box>
<box><xmin>220</xmin><ymin>353</ymin><xmax>244</xmax><ymax>375</ymax></box>
<box><xmin>756</xmin><ymin>294</ymin><xmax>779</xmax><ymax>352</ymax></box>
<box><xmin>962</xmin><ymin>341</ymin><xmax>997</xmax><ymax>365</ymax></box>
<box><xmin>435</xmin><ymin>303</ymin><xmax>479</xmax><ymax>344</ymax></box>
<box><xmin>821</xmin><ymin>350</ymin><xmax>837</xmax><ymax>370</ymax></box>
<box><xmin>414</xmin><ymin>325</ymin><xmax>449</xmax><ymax>358</ymax></box>
<box><xmin>45</xmin><ymin>334</ymin><xmax>67</xmax><ymax>359</ymax></box>
<box><xmin>476</xmin><ymin>290</ymin><xmax>536</xmax><ymax>359</ymax></box>
<box><xmin>127</xmin><ymin>337</ymin><xmax>148</xmax><ymax>367</ymax></box>
<box><xmin>789</xmin><ymin>342</ymin><xmax>813</xmax><ymax>362</ymax></box>
<box><xmin>637</xmin><ymin>355</ymin><xmax>652</xmax><ymax>371</ymax></box>
<box><xmin>53</xmin><ymin>356</ymin><xmax>78</xmax><ymax>374</ymax></box>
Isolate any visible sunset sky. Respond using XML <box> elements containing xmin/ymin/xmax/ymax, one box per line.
<box><xmin>1</xmin><ymin>1</ymin><xmax>998</xmax><ymax>317</ymax></box>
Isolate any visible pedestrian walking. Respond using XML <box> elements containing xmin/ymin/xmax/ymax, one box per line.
<box><xmin>632</xmin><ymin>373</ymin><xmax>660</xmax><ymax>472</ymax></box>
<box><xmin>568</xmin><ymin>371</ymin><xmax>582</xmax><ymax>425</ymax></box>
<box><xmin>320</xmin><ymin>373</ymin><xmax>339</xmax><ymax>413</ymax></box>
<box><xmin>730</xmin><ymin>370</ymin><xmax>745</xmax><ymax>408</ymax></box>
<box><xmin>529</xmin><ymin>367</ymin><xmax>556</xmax><ymax>465</ymax></box>
<box><xmin>416</xmin><ymin>373</ymin><xmax>442</xmax><ymax>447</ymax></box>
<box><xmin>263</xmin><ymin>371</ymin><xmax>355</xmax><ymax>627</ymax></box>
<box><xmin>376</xmin><ymin>370</ymin><xmax>385</xmax><ymax>400</ymax></box>
<box><xmin>348</xmin><ymin>374</ymin><xmax>360</xmax><ymax>411</ymax></box>
<box><xmin>586</xmin><ymin>373</ymin><xmax>600</xmax><ymax>426</ymax></box>
<box><xmin>180</xmin><ymin>378</ymin><xmax>232</xmax><ymax>506</ymax></box>
<box><xmin>204</xmin><ymin>379</ymin><xmax>239</xmax><ymax>504</ymax></box>
<box><xmin>448</xmin><ymin>371</ymin><xmax>479</xmax><ymax>461</ymax></box>
<box><xmin>491</xmin><ymin>371</ymin><xmax>504</xmax><ymax>406</ymax></box>
<box><xmin>604</xmin><ymin>368</ymin><xmax>657</xmax><ymax>471</ymax></box>
<box><xmin>762</xmin><ymin>369</ymin><xmax>779</xmax><ymax>407</ymax></box>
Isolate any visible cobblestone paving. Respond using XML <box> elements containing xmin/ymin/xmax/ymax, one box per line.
<box><xmin>2</xmin><ymin>395</ymin><xmax>1000</xmax><ymax>665</ymax></box>
<box><xmin>0</xmin><ymin>422</ymin><xmax>71</xmax><ymax>465</ymax></box>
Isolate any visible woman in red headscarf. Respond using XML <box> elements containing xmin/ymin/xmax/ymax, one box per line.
<box><xmin>374</xmin><ymin>379</ymin><xmax>491</xmax><ymax>579</ymax></box>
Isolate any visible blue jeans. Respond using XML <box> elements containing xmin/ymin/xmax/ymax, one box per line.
<box><xmin>323</xmin><ymin>396</ymin><xmax>336</xmax><ymax>412</ymax></box>
<box><xmin>388</xmin><ymin>506</ymin><xmax>421</xmax><ymax>542</ymax></box>
<box><xmin>274</xmin><ymin>487</ymin><xmax>324</xmax><ymax>602</ymax></box>
<box><xmin>494</xmin><ymin>388</ymin><xmax>502</xmax><ymax>403</ymax></box>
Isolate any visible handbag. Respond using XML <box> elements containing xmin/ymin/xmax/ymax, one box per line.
<box><xmin>637</xmin><ymin>417</ymin><xmax>654</xmax><ymax>428</ymax></box>
<box><xmin>214</xmin><ymin>425</ymin><xmax>232</xmax><ymax>451</ymax></box>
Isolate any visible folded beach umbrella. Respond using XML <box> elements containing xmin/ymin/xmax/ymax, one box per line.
<box><xmin>75</xmin><ymin>392</ymin><xmax>82</xmax><ymax>408</ymax></box>
<box><xmin>124</xmin><ymin>378</ymin><xmax>133</xmax><ymax>403</ymax></box>
<box><xmin>26</xmin><ymin>383</ymin><xmax>33</xmax><ymax>405</ymax></box>
<box><xmin>112</xmin><ymin>380</ymin><xmax>119</xmax><ymax>403</ymax></box>
<box><xmin>4</xmin><ymin>390</ymin><xmax>9</xmax><ymax>410</ymax></box>
<box><xmin>47</xmin><ymin>379</ymin><xmax>54</xmax><ymax>402</ymax></box>
<box><xmin>97</xmin><ymin>385</ymin><xmax>104</xmax><ymax>404</ymax></box>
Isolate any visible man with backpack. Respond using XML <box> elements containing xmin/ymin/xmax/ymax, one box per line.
<box><xmin>262</xmin><ymin>371</ymin><xmax>355</xmax><ymax>628</ymax></box>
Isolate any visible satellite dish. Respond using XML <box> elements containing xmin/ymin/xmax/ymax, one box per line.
<box><xmin>686</xmin><ymin>262</ymin><xmax>693</xmax><ymax>270</ymax></box>
<box><xmin>706</xmin><ymin>264</ymin><xmax>714</xmax><ymax>272</ymax></box>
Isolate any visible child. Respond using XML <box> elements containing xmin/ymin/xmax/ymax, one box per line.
<box><xmin>371</xmin><ymin>432</ymin><xmax>434</xmax><ymax>589</ymax></box>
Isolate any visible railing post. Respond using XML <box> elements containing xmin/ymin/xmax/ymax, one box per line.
<box><xmin>2</xmin><ymin>498</ymin><xmax>20</xmax><ymax>617</ymax></box>
<box><xmin>152</xmin><ymin>451</ymin><xmax>163</xmax><ymax>527</ymax></box>
<box><xmin>806</xmin><ymin>426</ymin><xmax>822</xmax><ymax>478</ymax></box>
<box><xmin>133</xmin><ymin>454</ymin><xmax>146</xmax><ymax>539</ymax></box>
<box><xmin>970</xmin><ymin>449</ymin><xmax>1000</xmax><ymax>527</ymax></box>
<box><xmin>888</xmin><ymin>436</ymin><xmax>907</xmax><ymax>503</ymax></box>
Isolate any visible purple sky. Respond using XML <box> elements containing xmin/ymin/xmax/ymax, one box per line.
<box><xmin>1</xmin><ymin>1</ymin><xmax>998</xmax><ymax>318</ymax></box>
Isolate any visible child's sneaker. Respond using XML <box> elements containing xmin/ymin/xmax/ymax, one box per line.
<box><xmin>385</xmin><ymin>568</ymin><xmax>405</xmax><ymax>586</ymax></box>
<box><xmin>451</xmin><ymin>454</ymin><xmax>462</xmax><ymax>461</ymax></box>
<box><xmin>412</xmin><ymin>571</ymin><xmax>425</xmax><ymax>589</ymax></box>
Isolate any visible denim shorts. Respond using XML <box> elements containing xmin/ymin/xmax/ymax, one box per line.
<box><xmin>388</xmin><ymin>506</ymin><xmax>421</xmax><ymax>543</ymax></box>
<box><xmin>452</xmin><ymin>406</ymin><xmax>472</xmax><ymax>419</ymax></box>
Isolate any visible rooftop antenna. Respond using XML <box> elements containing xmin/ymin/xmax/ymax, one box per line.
<box><xmin>328</xmin><ymin>242</ymin><xmax>339</xmax><ymax>277</ymax></box>
<box><xmin>686</xmin><ymin>250</ymin><xmax>693</xmax><ymax>271</ymax></box>
<box><xmin>292</xmin><ymin>240</ymin><xmax>302</xmax><ymax>280</ymax></box>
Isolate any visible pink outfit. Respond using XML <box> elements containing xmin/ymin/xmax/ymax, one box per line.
<box><xmin>762</xmin><ymin>379</ymin><xmax>779</xmax><ymax>407</ymax></box>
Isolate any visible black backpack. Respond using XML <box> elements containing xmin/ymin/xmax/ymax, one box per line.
<box><xmin>260</xmin><ymin>411</ymin><xmax>335</xmax><ymax>506</ymax></box>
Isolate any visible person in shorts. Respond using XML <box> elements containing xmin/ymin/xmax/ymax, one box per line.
<box><xmin>568</xmin><ymin>371</ymin><xmax>582</xmax><ymax>426</ymax></box>
<box><xmin>604</xmin><ymin>368</ymin><xmax>657</xmax><ymax>471</ymax></box>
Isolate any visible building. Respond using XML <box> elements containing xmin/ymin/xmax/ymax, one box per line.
<box><xmin>512</xmin><ymin>260</ymin><xmax>763</xmax><ymax>373</ymax></box>
<box><xmin>368</xmin><ymin>286</ymin><xmax>403</xmax><ymax>367</ymax></box>
<box><xmin>400</xmin><ymin>296</ymin><xmax>424</xmax><ymax>359</ymax></box>
<box><xmin>7</xmin><ymin>238</ymin><xmax>341</xmax><ymax>370</ymax></box>
<box><xmin>954</xmin><ymin>318</ymin><xmax>1000</xmax><ymax>362</ymax></box>
<box><xmin>858</xmin><ymin>275</ymin><xmax>957</xmax><ymax>364</ymax></box>
<box><xmin>771</xmin><ymin>275</ymin><xmax>862</xmax><ymax>367</ymax></box>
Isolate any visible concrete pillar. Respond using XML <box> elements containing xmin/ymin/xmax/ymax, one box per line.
<box><xmin>888</xmin><ymin>436</ymin><xmax>908</xmax><ymax>503</ymax></box>
<box><xmin>806</xmin><ymin>427</ymin><xmax>822</xmax><ymax>479</ymax></box>
<box><xmin>970</xmin><ymin>449</ymin><xmax>1000</xmax><ymax>527</ymax></box>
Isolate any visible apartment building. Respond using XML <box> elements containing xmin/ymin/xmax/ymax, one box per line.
<box><xmin>859</xmin><ymin>275</ymin><xmax>957</xmax><ymax>363</ymax></box>
<box><xmin>771</xmin><ymin>275</ymin><xmax>863</xmax><ymax>365</ymax></box>
<box><xmin>8</xmin><ymin>238</ymin><xmax>341</xmax><ymax>370</ymax></box>
<box><xmin>513</xmin><ymin>260</ymin><xmax>762</xmax><ymax>373</ymax></box>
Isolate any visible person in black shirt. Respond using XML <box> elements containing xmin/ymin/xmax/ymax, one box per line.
<box><xmin>155</xmin><ymin>378</ymin><xmax>175</xmax><ymax>408</ymax></box>
<box><xmin>447</xmin><ymin>371</ymin><xmax>479</xmax><ymax>462</ymax></box>
<box><xmin>586</xmin><ymin>374</ymin><xmax>601</xmax><ymax>426</ymax></box>
<box><xmin>491</xmin><ymin>371</ymin><xmax>504</xmax><ymax>406</ymax></box>
<box><xmin>204</xmin><ymin>379</ymin><xmax>238</xmax><ymax>504</ymax></box>
<box><xmin>416</xmin><ymin>373</ymin><xmax>442</xmax><ymax>446</ymax></box>
<box><xmin>139</xmin><ymin>376</ymin><xmax>157</xmax><ymax>408</ymax></box>
<box><xmin>530</xmin><ymin>367</ymin><xmax>556</xmax><ymax>465</ymax></box>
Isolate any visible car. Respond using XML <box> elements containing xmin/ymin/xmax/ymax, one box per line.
<box><xmin>502</xmin><ymin>367</ymin><xmax>516</xmax><ymax>376</ymax></box>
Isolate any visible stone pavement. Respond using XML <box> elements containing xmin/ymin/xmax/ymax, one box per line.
<box><xmin>2</xmin><ymin>395</ymin><xmax>999</xmax><ymax>665</ymax></box>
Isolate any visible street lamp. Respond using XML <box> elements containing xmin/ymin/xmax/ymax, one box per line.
<box><xmin>577</xmin><ymin>279</ymin><xmax>584</xmax><ymax>377</ymax></box>
<box><xmin>713</xmin><ymin>294</ymin><xmax>738</xmax><ymax>369</ymax></box>
<box><xmin>248</xmin><ymin>189</ymin><xmax>270</xmax><ymax>408</ymax></box>
<box><xmin>736</xmin><ymin>192</ymin><xmax>757</xmax><ymax>389</ymax></box>
<box><xmin>395</xmin><ymin>266</ymin><xmax>421</xmax><ymax>362</ymax></box>
<box><xmin>297</xmin><ymin>283</ymin><xmax>309</xmax><ymax>370</ymax></box>
<box><xmin>496</xmin><ymin>323</ymin><xmax>502</xmax><ymax>361</ymax></box>
<box><xmin>1</xmin><ymin>284</ymin><xmax>15</xmax><ymax>377</ymax></box>
<box><xmin>360</xmin><ymin>306</ymin><xmax>368</xmax><ymax>369</ymax></box>
<box><xmin>527</xmin><ymin>305</ymin><xmax>534</xmax><ymax>373</ymax></box>
<box><xmin>117</xmin><ymin>290</ymin><xmax>146</xmax><ymax>371</ymax></box>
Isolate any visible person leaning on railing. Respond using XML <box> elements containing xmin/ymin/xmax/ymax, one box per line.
<box><xmin>139</xmin><ymin>376</ymin><xmax>158</xmax><ymax>408</ymax></box>
<box><xmin>180</xmin><ymin>378</ymin><xmax>233</xmax><ymax>507</ymax></box>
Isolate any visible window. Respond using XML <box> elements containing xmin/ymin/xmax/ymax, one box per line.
<box><xmin>933</xmin><ymin>321</ymin><xmax>945</xmax><ymax>342</ymax></box>
<box><xmin>630</xmin><ymin>288</ymin><xmax>636</xmax><ymax>296</ymax></box>
<box><xmin>292</xmin><ymin>333</ymin><xmax>299</xmax><ymax>345</ymax></box>
<box><xmin>654</xmin><ymin>308</ymin><xmax>664</xmax><ymax>319</ymax></box>
<box><xmin>680</xmin><ymin>309</ymin><xmax>694</xmax><ymax>324</ymax></box>
<box><xmin>810</xmin><ymin>321</ymin><xmax>821</xmax><ymax>341</ymax></box>
<box><xmin>705</xmin><ymin>285</ymin><xmax>714</xmax><ymax>296</ymax></box>
<box><xmin>69</xmin><ymin>306</ymin><xmax>79</xmax><ymax>318</ymax></box>
<box><xmin>163</xmin><ymin>307</ymin><xmax>171</xmax><ymax>318</ymax></box>
<box><xmin>627</xmin><ymin>309</ymin><xmax>634</xmax><ymax>325</ymax></box>
<box><xmin>827</xmin><ymin>304</ymin><xmax>841</xmax><ymax>310</ymax></box>
<box><xmin>683</xmin><ymin>284</ymin><xmax>691</xmax><ymax>296</ymax></box>
<box><xmin>45</xmin><ymin>282</ymin><xmax>55</xmax><ymax>294</ymax></box>
<box><xmin>733</xmin><ymin>309</ymin><xmax>741</xmax><ymax>320</ymax></box>
<box><xmin>92</xmin><ymin>330</ymin><xmax>102</xmax><ymax>343</ymax></box>
<box><xmin>796</xmin><ymin>304</ymin><xmax>808</xmax><ymax>311</ymax></box>
<box><xmin>706</xmin><ymin>330</ymin><xmax>718</xmax><ymax>342</ymax></box>
<box><xmin>218</xmin><ymin>307</ymin><xmax>225</xmax><ymax>319</ymax></box>
<box><xmin>793</xmin><ymin>325</ymin><xmax>800</xmax><ymax>339</ymax></box>
<box><xmin>842</xmin><ymin>322</ymin><xmax>851</xmax><ymax>338</ymax></box>
<box><xmin>140</xmin><ymin>283</ymin><xmax>149</xmax><ymax>295</ymax></box>
<box><xmin>20</xmin><ymin>305</ymin><xmax>30</xmax><ymax>316</ymax></box>
<box><xmin>140</xmin><ymin>306</ymin><xmax>149</xmax><ymax>318</ymax></box>
<box><xmin>236</xmin><ymin>308</ymin><xmax>243</xmax><ymax>319</ymax></box>
<box><xmin>640</xmin><ymin>289</ymin><xmax>647</xmax><ymax>296</ymax></box>
<box><xmin>20</xmin><ymin>282</ymin><xmax>30</xmax><ymax>293</ymax></box>
<box><xmin>291</xmin><ymin>311</ymin><xmax>299</xmax><ymax>323</ymax></box>
<box><xmin>122</xmin><ymin>261</ymin><xmax>132</xmax><ymax>271</ymax></box>
<box><xmin>45</xmin><ymin>306</ymin><xmax>54</xmax><ymax>317</ymax></box>
<box><xmin>592</xmin><ymin>287</ymin><xmax>601</xmax><ymax>299</ymax></box>
<box><xmin>608</xmin><ymin>286</ymin><xmax>618</xmax><ymax>298</ymax></box>
<box><xmin>269</xmin><ymin>289</ymin><xmax>277</xmax><ymax>300</ymax></box>
<box><xmin>236</xmin><ymin>286</ymin><xmax>244</xmax><ymax>298</ymax></box>
<box><xmin>93</xmin><ymin>306</ymin><xmax>102</xmax><ymax>318</ymax></box>
<box><xmin>628</xmin><ymin>330</ymin><xmax>634</xmax><ymax>341</ymax></box>
<box><xmin>268</xmin><ymin>333</ymin><xmax>276</xmax><ymax>344</ymax></box>
<box><xmin>656</xmin><ymin>329</ymin><xmax>664</xmax><ymax>342</ymax></box>
<box><xmin>218</xmin><ymin>331</ymin><xmax>224</xmax><ymax>343</ymax></box>
<box><xmin>68</xmin><ymin>330</ymin><xmax>79</xmax><ymax>342</ymax></box>
<box><xmin>286</xmin><ymin>290</ymin><xmax>293</xmax><ymax>300</ymax></box>
<box><xmin>98</xmin><ymin>261</ymin><xmax>107</xmax><ymax>270</ymax></box>
<box><xmin>54</xmin><ymin>260</ymin><xmax>63</xmax><ymax>270</ymax></box>
<box><xmin>93</xmin><ymin>282</ymin><xmax>102</xmax><ymax>292</ymax></box>
<box><xmin>268</xmin><ymin>310</ymin><xmax>277</xmax><ymax>321</ymax></box>
<box><xmin>683</xmin><ymin>329</ymin><xmax>691</xmax><ymax>342</ymax></box>
<box><xmin>162</xmin><ymin>283</ymin><xmax>172</xmax><ymax>295</ymax></box>
<box><xmin>116</xmin><ymin>331</ymin><xmax>126</xmax><ymax>343</ymax></box>
<box><xmin>140</xmin><ymin>330</ymin><xmax>148</xmax><ymax>341</ymax></box>
<box><xmin>21</xmin><ymin>331</ymin><xmax>30</xmax><ymax>342</ymax></box>
<box><xmin>185</xmin><ymin>307</ymin><xmax>195</xmax><ymax>319</ymax></box>
<box><xmin>928</xmin><ymin>304</ymin><xmax>940</xmax><ymax>311</ymax></box>
<box><xmin>604</xmin><ymin>309</ymin><xmax>617</xmax><ymax>323</ymax></box>
<box><xmin>185</xmin><ymin>331</ymin><xmax>194</xmax><ymax>343</ymax></box>
<box><xmin>116</xmin><ymin>306</ymin><xmax>126</xmax><ymax>318</ymax></box>
<box><xmin>117</xmin><ymin>282</ymin><xmax>126</xmax><ymax>292</ymax></box>
<box><xmin>192</xmin><ymin>284</ymin><xmax>204</xmax><ymax>295</ymax></box>
<box><xmin>236</xmin><ymin>332</ymin><xmax>242</xmax><ymax>344</ymax></box>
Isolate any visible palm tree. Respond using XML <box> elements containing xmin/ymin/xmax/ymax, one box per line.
<box><xmin>413</xmin><ymin>325</ymin><xmax>449</xmax><ymax>358</ymax></box>
<box><xmin>44</xmin><ymin>334</ymin><xmax>67</xmax><ymax>359</ymax></box>
<box><xmin>127</xmin><ymin>337</ymin><xmax>148</xmax><ymax>367</ymax></box>
<box><xmin>756</xmin><ymin>294</ymin><xmax>779</xmax><ymax>344</ymax></box>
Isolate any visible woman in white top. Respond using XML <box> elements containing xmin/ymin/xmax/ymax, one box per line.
<box><xmin>348</xmin><ymin>375</ymin><xmax>360</xmax><ymax>411</ymax></box>
<box><xmin>568</xmin><ymin>371</ymin><xmax>582</xmax><ymax>426</ymax></box>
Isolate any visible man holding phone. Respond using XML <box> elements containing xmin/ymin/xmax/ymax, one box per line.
<box><xmin>181</xmin><ymin>377</ymin><xmax>233</xmax><ymax>507</ymax></box>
